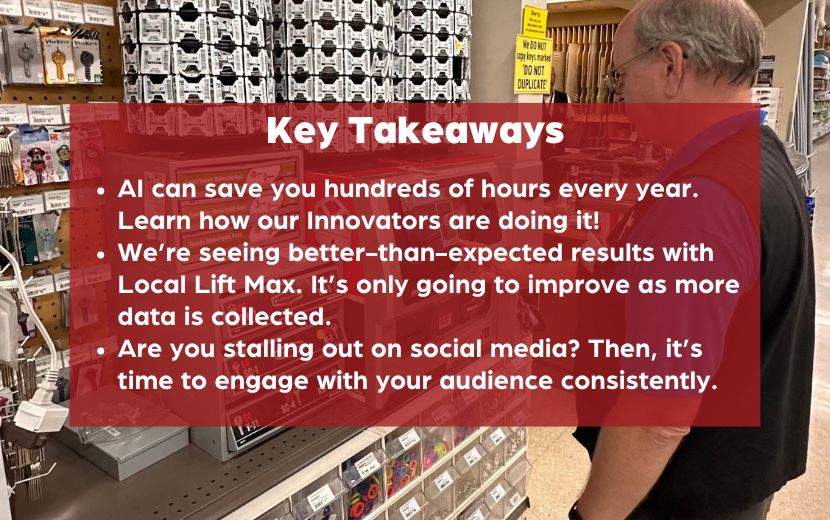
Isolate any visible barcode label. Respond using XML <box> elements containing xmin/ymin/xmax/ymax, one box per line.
<box><xmin>28</xmin><ymin>105</ymin><xmax>64</xmax><ymax>126</ymax></box>
<box><xmin>307</xmin><ymin>484</ymin><xmax>335</xmax><ymax>513</ymax></box>
<box><xmin>399</xmin><ymin>497</ymin><xmax>422</xmax><ymax>520</ymax></box>
<box><xmin>0</xmin><ymin>0</ymin><xmax>23</xmax><ymax>16</ymax></box>
<box><xmin>434</xmin><ymin>470</ymin><xmax>454</xmax><ymax>492</ymax></box>
<box><xmin>53</xmin><ymin>0</ymin><xmax>84</xmax><ymax>23</ymax></box>
<box><xmin>83</xmin><ymin>3</ymin><xmax>114</xmax><ymax>25</ymax></box>
<box><xmin>355</xmin><ymin>452</ymin><xmax>380</xmax><ymax>479</ymax></box>
<box><xmin>103</xmin><ymin>426</ymin><xmax>122</xmax><ymax>438</ymax></box>
<box><xmin>398</xmin><ymin>428</ymin><xmax>420</xmax><ymax>450</ymax></box>
<box><xmin>23</xmin><ymin>0</ymin><xmax>52</xmax><ymax>18</ymax></box>
<box><xmin>489</xmin><ymin>428</ymin><xmax>507</xmax><ymax>446</ymax></box>
<box><xmin>463</xmin><ymin>447</ymin><xmax>481</xmax><ymax>466</ymax></box>
<box><xmin>489</xmin><ymin>484</ymin><xmax>507</xmax><ymax>503</ymax></box>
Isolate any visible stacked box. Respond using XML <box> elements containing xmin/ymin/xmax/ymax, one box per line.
<box><xmin>394</xmin><ymin>0</ymin><xmax>471</xmax><ymax>102</ymax></box>
<box><xmin>272</xmin><ymin>0</ymin><xmax>395</xmax><ymax>102</ymax></box>
<box><xmin>119</xmin><ymin>0</ymin><xmax>276</xmax><ymax>122</ymax></box>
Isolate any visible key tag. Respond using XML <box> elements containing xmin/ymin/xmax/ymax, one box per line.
<box><xmin>39</xmin><ymin>27</ymin><xmax>76</xmax><ymax>85</ymax></box>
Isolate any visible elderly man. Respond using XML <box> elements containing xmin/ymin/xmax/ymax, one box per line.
<box><xmin>570</xmin><ymin>1</ymin><xmax>815</xmax><ymax>520</ymax></box>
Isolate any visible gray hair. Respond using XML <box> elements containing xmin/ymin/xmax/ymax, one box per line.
<box><xmin>633</xmin><ymin>0</ymin><xmax>764</xmax><ymax>86</ymax></box>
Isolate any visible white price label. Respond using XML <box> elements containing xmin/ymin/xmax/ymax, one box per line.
<box><xmin>11</xmin><ymin>195</ymin><xmax>46</xmax><ymax>217</ymax></box>
<box><xmin>53</xmin><ymin>0</ymin><xmax>84</xmax><ymax>22</ymax></box>
<box><xmin>431</xmin><ymin>405</ymin><xmax>451</xmax><ymax>425</ymax></box>
<box><xmin>398</xmin><ymin>428</ymin><xmax>420</xmax><ymax>450</ymax></box>
<box><xmin>28</xmin><ymin>105</ymin><xmax>64</xmax><ymax>126</ymax></box>
<box><xmin>433</xmin><ymin>470</ymin><xmax>454</xmax><ymax>492</ymax></box>
<box><xmin>489</xmin><ymin>484</ymin><xmax>507</xmax><ymax>503</ymax></box>
<box><xmin>102</xmin><ymin>426</ymin><xmax>122</xmax><ymax>437</ymax></box>
<box><xmin>25</xmin><ymin>276</ymin><xmax>56</xmax><ymax>297</ymax></box>
<box><xmin>463</xmin><ymin>447</ymin><xmax>481</xmax><ymax>466</ymax></box>
<box><xmin>54</xmin><ymin>270</ymin><xmax>70</xmax><ymax>292</ymax></box>
<box><xmin>0</xmin><ymin>0</ymin><xmax>23</xmax><ymax>17</ymax></box>
<box><xmin>355</xmin><ymin>452</ymin><xmax>380</xmax><ymax>479</ymax></box>
<box><xmin>399</xmin><ymin>497</ymin><xmax>422</xmax><ymax>520</ymax></box>
<box><xmin>83</xmin><ymin>3</ymin><xmax>114</xmax><ymax>25</ymax></box>
<box><xmin>44</xmin><ymin>190</ymin><xmax>70</xmax><ymax>211</ymax></box>
<box><xmin>84</xmin><ymin>264</ymin><xmax>112</xmax><ymax>285</ymax></box>
<box><xmin>489</xmin><ymin>428</ymin><xmax>507</xmax><ymax>446</ymax></box>
<box><xmin>306</xmin><ymin>484</ymin><xmax>335</xmax><ymax>513</ymax></box>
<box><xmin>461</xmin><ymin>390</ymin><xmax>478</xmax><ymax>405</ymax></box>
<box><xmin>23</xmin><ymin>0</ymin><xmax>52</xmax><ymax>17</ymax></box>
<box><xmin>0</xmin><ymin>105</ymin><xmax>30</xmax><ymax>125</ymax></box>
<box><xmin>93</xmin><ymin>103</ymin><xmax>120</xmax><ymax>120</ymax></box>
<box><xmin>466</xmin><ymin>509</ymin><xmax>486</xmax><ymax>520</ymax></box>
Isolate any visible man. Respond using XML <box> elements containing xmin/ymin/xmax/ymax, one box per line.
<box><xmin>570</xmin><ymin>1</ymin><xmax>815</xmax><ymax>519</ymax></box>
<box><xmin>546</xmin><ymin>67</ymin><xmax>570</xmax><ymax>106</ymax></box>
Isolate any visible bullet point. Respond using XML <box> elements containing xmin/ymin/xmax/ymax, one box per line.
<box><xmin>96</xmin><ymin>347</ymin><xmax>105</xmax><ymax>356</ymax></box>
<box><xmin>97</xmin><ymin>251</ymin><xmax>105</xmax><ymax>260</ymax></box>
<box><xmin>97</xmin><ymin>187</ymin><xmax>105</xmax><ymax>195</ymax></box>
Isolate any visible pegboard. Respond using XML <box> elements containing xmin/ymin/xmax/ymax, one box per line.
<box><xmin>1</xmin><ymin>0</ymin><xmax>122</xmax><ymax>354</ymax></box>
<box><xmin>1</xmin><ymin>0</ymin><xmax>124</xmax><ymax>104</ymax></box>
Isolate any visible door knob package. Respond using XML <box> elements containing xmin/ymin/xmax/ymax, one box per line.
<box><xmin>39</xmin><ymin>27</ymin><xmax>77</xmax><ymax>85</ymax></box>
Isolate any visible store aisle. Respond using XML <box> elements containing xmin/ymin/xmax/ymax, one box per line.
<box><xmin>526</xmin><ymin>138</ymin><xmax>830</xmax><ymax>519</ymax></box>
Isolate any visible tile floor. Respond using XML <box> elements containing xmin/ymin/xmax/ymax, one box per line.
<box><xmin>525</xmin><ymin>137</ymin><xmax>830</xmax><ymax>519</ymax></box>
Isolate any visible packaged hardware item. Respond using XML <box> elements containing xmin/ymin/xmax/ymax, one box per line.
<box><xmin>143</xmin><ymin>74</ymin><xmax>176</xmax><ymax>103</ymax></box>
<box><xmin>49</xmin><ymin>128</ymin><xmax>71</xmax><ymax>182</ymax></box>
<box><xmin>40</xmin><ymin>28</ymin><xmax>77</xmax><ymax>84</ymax></box>
<box><xmin>140</xmin><ymin>44</ymin><xmax>172</xmax><ymax>75</ymax></box>
<box><xmin>122</xmin><ymin>43</ymin><xmax>139</xmax><ymax>75</ymax></box>
<box><xmin>119</xmin><ymin>11</ymin><xmax>139</xmax><ymax>44</ymax></box>
<box><xmin>139</xmin><ymin>12</ymin><xmax>171</xmax><ymax>44</ymax></box>
<box><xmin>174</xmin><ymin>42</ymin><xmax>210</xmax><ymax>76</ymax></box>
<box><xmin>4</xmin><ymin>25</ymin><xmax>45</xmax><ymax>84</ymax></box>
<box><xmin>210</xmin><ymin>44</ymin><xmax>244</xmax><ymax>76</ymax></box>
<box><xmin>72</xmin><ymin>31</ymin><xmax>103</xmax><ymax>84</ymax></box>
<box><xmin>213</xmin><ymin>75</ymin><xmax>246</xmax><ymax>102</ymax></box>
<box><xmin>176</xmin><ymin>75</ymin><xmax>212</xmax><ymax>102</ymax></box>
<box><xmin>124</xmin><ymin>74</ymin><xmax>142</xmax><ymax>102</ymax></box>
<box><xmin>17</xmin><ymin>216</ymin><xmax>40</xmax><ymax>265</ymax></box>
<box><xmin>172</xmin><ymin>10</ymin><xmax>209</xmax><ymax>42</ymax></box>
<box><xmin>19</xmin><ymin>125</ymin><xmax>55</xmax><ymax>185</ymax></box>
<box><xmin>33</xmin><ymin>212</ymin><xmax>61</xmax><ymax>261</ymax></box>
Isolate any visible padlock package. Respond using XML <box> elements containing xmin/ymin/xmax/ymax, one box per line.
<box><xmin>49</xmin><ymin>128</ymin><xmax>71</xmax><ymax>182</ymax></box>
<box><xmin>3</xmin><ymin>25</ymin><xmax>45</xmax><ymax>85</ymax></box>
<box><xmin>39</xmin><ymin>27</ymin><xmax>77</xmax><ymax>85</ymax></box>
<box><xmin>19</xmin><ymin>125</ymin><xmax>55</xmax><ymax>185</ymax></box>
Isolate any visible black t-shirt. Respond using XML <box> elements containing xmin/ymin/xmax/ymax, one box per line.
<box><xmin>574</xmin><ymin>126</ymin><xmax>816</xmax><ymax>516</ymax></box>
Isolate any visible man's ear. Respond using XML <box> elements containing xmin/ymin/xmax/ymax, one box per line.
<box><xmin>659</xmin><ymin>41</ymin><xmax>686</xmax><ymax>99</ymax></box>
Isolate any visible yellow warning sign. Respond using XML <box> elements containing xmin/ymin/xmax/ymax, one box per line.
<box><xmin>522</xmin><ymin>6</ymin><xmax>548</xmax><ymax>38</ymax></box>
<box><xmin>514</xmin><ymin>35</ymin><xmax>553</xmax><ymax>94</ymax></box>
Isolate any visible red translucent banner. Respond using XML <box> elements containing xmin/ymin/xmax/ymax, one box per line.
<box><xmin>68</xmin><ymin>103</ymin><xmax>760</xmax><ymax>428</ymax></box>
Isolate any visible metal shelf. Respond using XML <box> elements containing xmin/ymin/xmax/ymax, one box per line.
<box><xmin>13</xmin><ymin>428</ymin><xmax>360</xmax><ymax>520</ymax></box>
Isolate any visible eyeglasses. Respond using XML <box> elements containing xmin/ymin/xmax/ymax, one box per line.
<box><xmin>603</xmin><ymin>46</ymin><xmax>658</xmax><ymax>96</ymax></box>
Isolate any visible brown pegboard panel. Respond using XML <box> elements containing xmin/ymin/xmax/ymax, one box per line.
<box><xmin>0</xmin><ymin>0</ymin><xmax>122</xmax><ymax>353</ymax></box>
<box><xmin>1</xmin><ymin>0</ymin><xmax>123</xmax><ymax>104</ymax></box>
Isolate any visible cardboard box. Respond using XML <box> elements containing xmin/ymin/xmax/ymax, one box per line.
<box><xmin>343</xmin><ymin>17</ymin><xmax>371</xmax><ymax>49</ymax></box>
<box><xmin>245</xmin><ymin>76</ymin><xmax>268</xmax><ymax>102</ymax></box>
<box><xmin>124</xmin><ymin>74</ymin><xmax>142</xmax><ymax>102</ymax></box>
<box><xmin>315</xmin><ymin>46</ymin><xmax>344</xmax><ymax>74</ymax></box>
<box><xmin>176</xmin><ymin>74</ymin><xmax>212</xmax><ymax>102</ymax></box>
<box><xmin>213</xmin><ymin>105</ymin><xmax>247</xmax><ymax>135</ymax></box>
<box><xmin>210</xmin><ymin>44</ymin><xmax>244</xmax><ymax>76</ymax></box>
<box><xmin>430</xmin><ymin>78</ymin><xmax>451</xmax><ymax>102</ymax></box>
<box><xmin>137</xmin><ymin>0</ymin><xmax>169</xmax><ymax>10</ymax></box>
<box><xmin>119</xmin><ymin>13</ymin><xmax>138</xmax><ymax>44</ymax></box>
<box><xmin>344</xmin><ymin>46</ymin><xmax>371</xmax><ymax>75</ymax></box>
<box><xmin>140</xmin><ymin>44</ymin><xmax>172</xmax><ymax>75</ymax></box>
<box><xmin>431</xmin><ymin>55</ymin><xmax>452</xmax><ymax>79</ymax></box>
<box><xmin>345</xmin><ymin>0</ymin><xmax>371</xmax><ymax>19</ymax></box>
<box><xmin>171</xmin><ymin>0</ymin><xmax>207</xmax><ymax>11</ymax></box>
<box><xmin>242</xmin><ymin>17</ymin><xmax>265</xmax><ymax>47</ymax></box>
<box><xmin>286</xmin><ymin>44</ymin><xmax>314</xmax><ymax>75</ymax></box>
<box><xmin>432</xmin><ymin>9</ymin><xmax>454</xmax><ymax>33</ymax></box>
<box><xmin>404</xmin><ymin>77</ymin><xmax>428</xmax><ymax>101</ymax></box>
<box><xmin>177</xmin><ymin>105</ymin><xmax>215</xmax><ymax>137</ymax></box>
<box><xmin>122</xmin><ymin>44</ymin><xmax>139</xmax><ymax>75</ymax></box>
<box><xmin>273</xmin><ymin>46</ymin><xmax>287</xmax><ymax>75</ymax></box>
<box><xmin>371</xmin><ymin>0</ymin><xmax>393</xmax><ymax>26</ymax></box>
<box><xmin>172</xmin><ymin>11</ymin><xmax>208</xmax><ymax>42</ymax></box>
<box><xmin>312</xmin><ymin>0</ymin><xmax>341</xmax><ymax>20</ymax></box>
<box><xmin>288</xmin><ymin>72</ymin><xmax>314</xmax><ymax>101</ymax></box>
<box><xmin>143</xmin><ymin>74</ymin><xmax>175</xmax><ymax>103</ymax></box>
<box><xmin>138</xmin><ymin>12</ymin><xmax>171</xmax><ymax>44</ymax></box>
<box><xmin>208</xmin><ymin>0</ymin><xmax>242</xmax><ymax>15</ymax></box>
<box><xmin>286</xmin><ymin>16</ymin><xmax>312</xmax><ymax>45</ymax></box>
<box><xmin>344</xmin><ymin>72</ymin><xmax>371</xmax><ymax>101</ymax></box>
<box><xmin>244</xmin><ymin>45</ymin><xmax>269</xmax><ymax>76</ymax></box>
<box><xmin>404</xmin><ymin>55</ymin><xmax>428</xmax><ymax>78</ymax></box>
<box><xmin>173</xmin><ymin>42</ymin><xmax>210</xmax><ymax>76</ymax></box>
<box><xmin>315</xmin><ymin>74</ymin><xmax>344</xmax><ymax>102</ymax></box>
<box><xmin>213</xmin><ymin>75</ymin><xmax>246</xmax><ymax>102</ymax></box>
<box><xmin>208</xmin><ymin>14</ymin><xmax>243</xmax><ymax>46</ymax></box>
<box><xmin>117</xmin><ymin>0</ymin><xmax>137</xmax><ymax>13</ymax></box>
<box><xmin>285</xmin><ymin>0</ymin><xmax>311</xmax><ymax>19</ymax></box>
<box><xmin>313</xmin><ymin>17</ymin><xmax>344</xmax><ymax>48</ymax></box>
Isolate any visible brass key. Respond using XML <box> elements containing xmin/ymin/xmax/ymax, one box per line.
<box><xmin>51</xmin><ymin>49</ymin><xmax>66</xmax><ymax>80</ymax></box>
